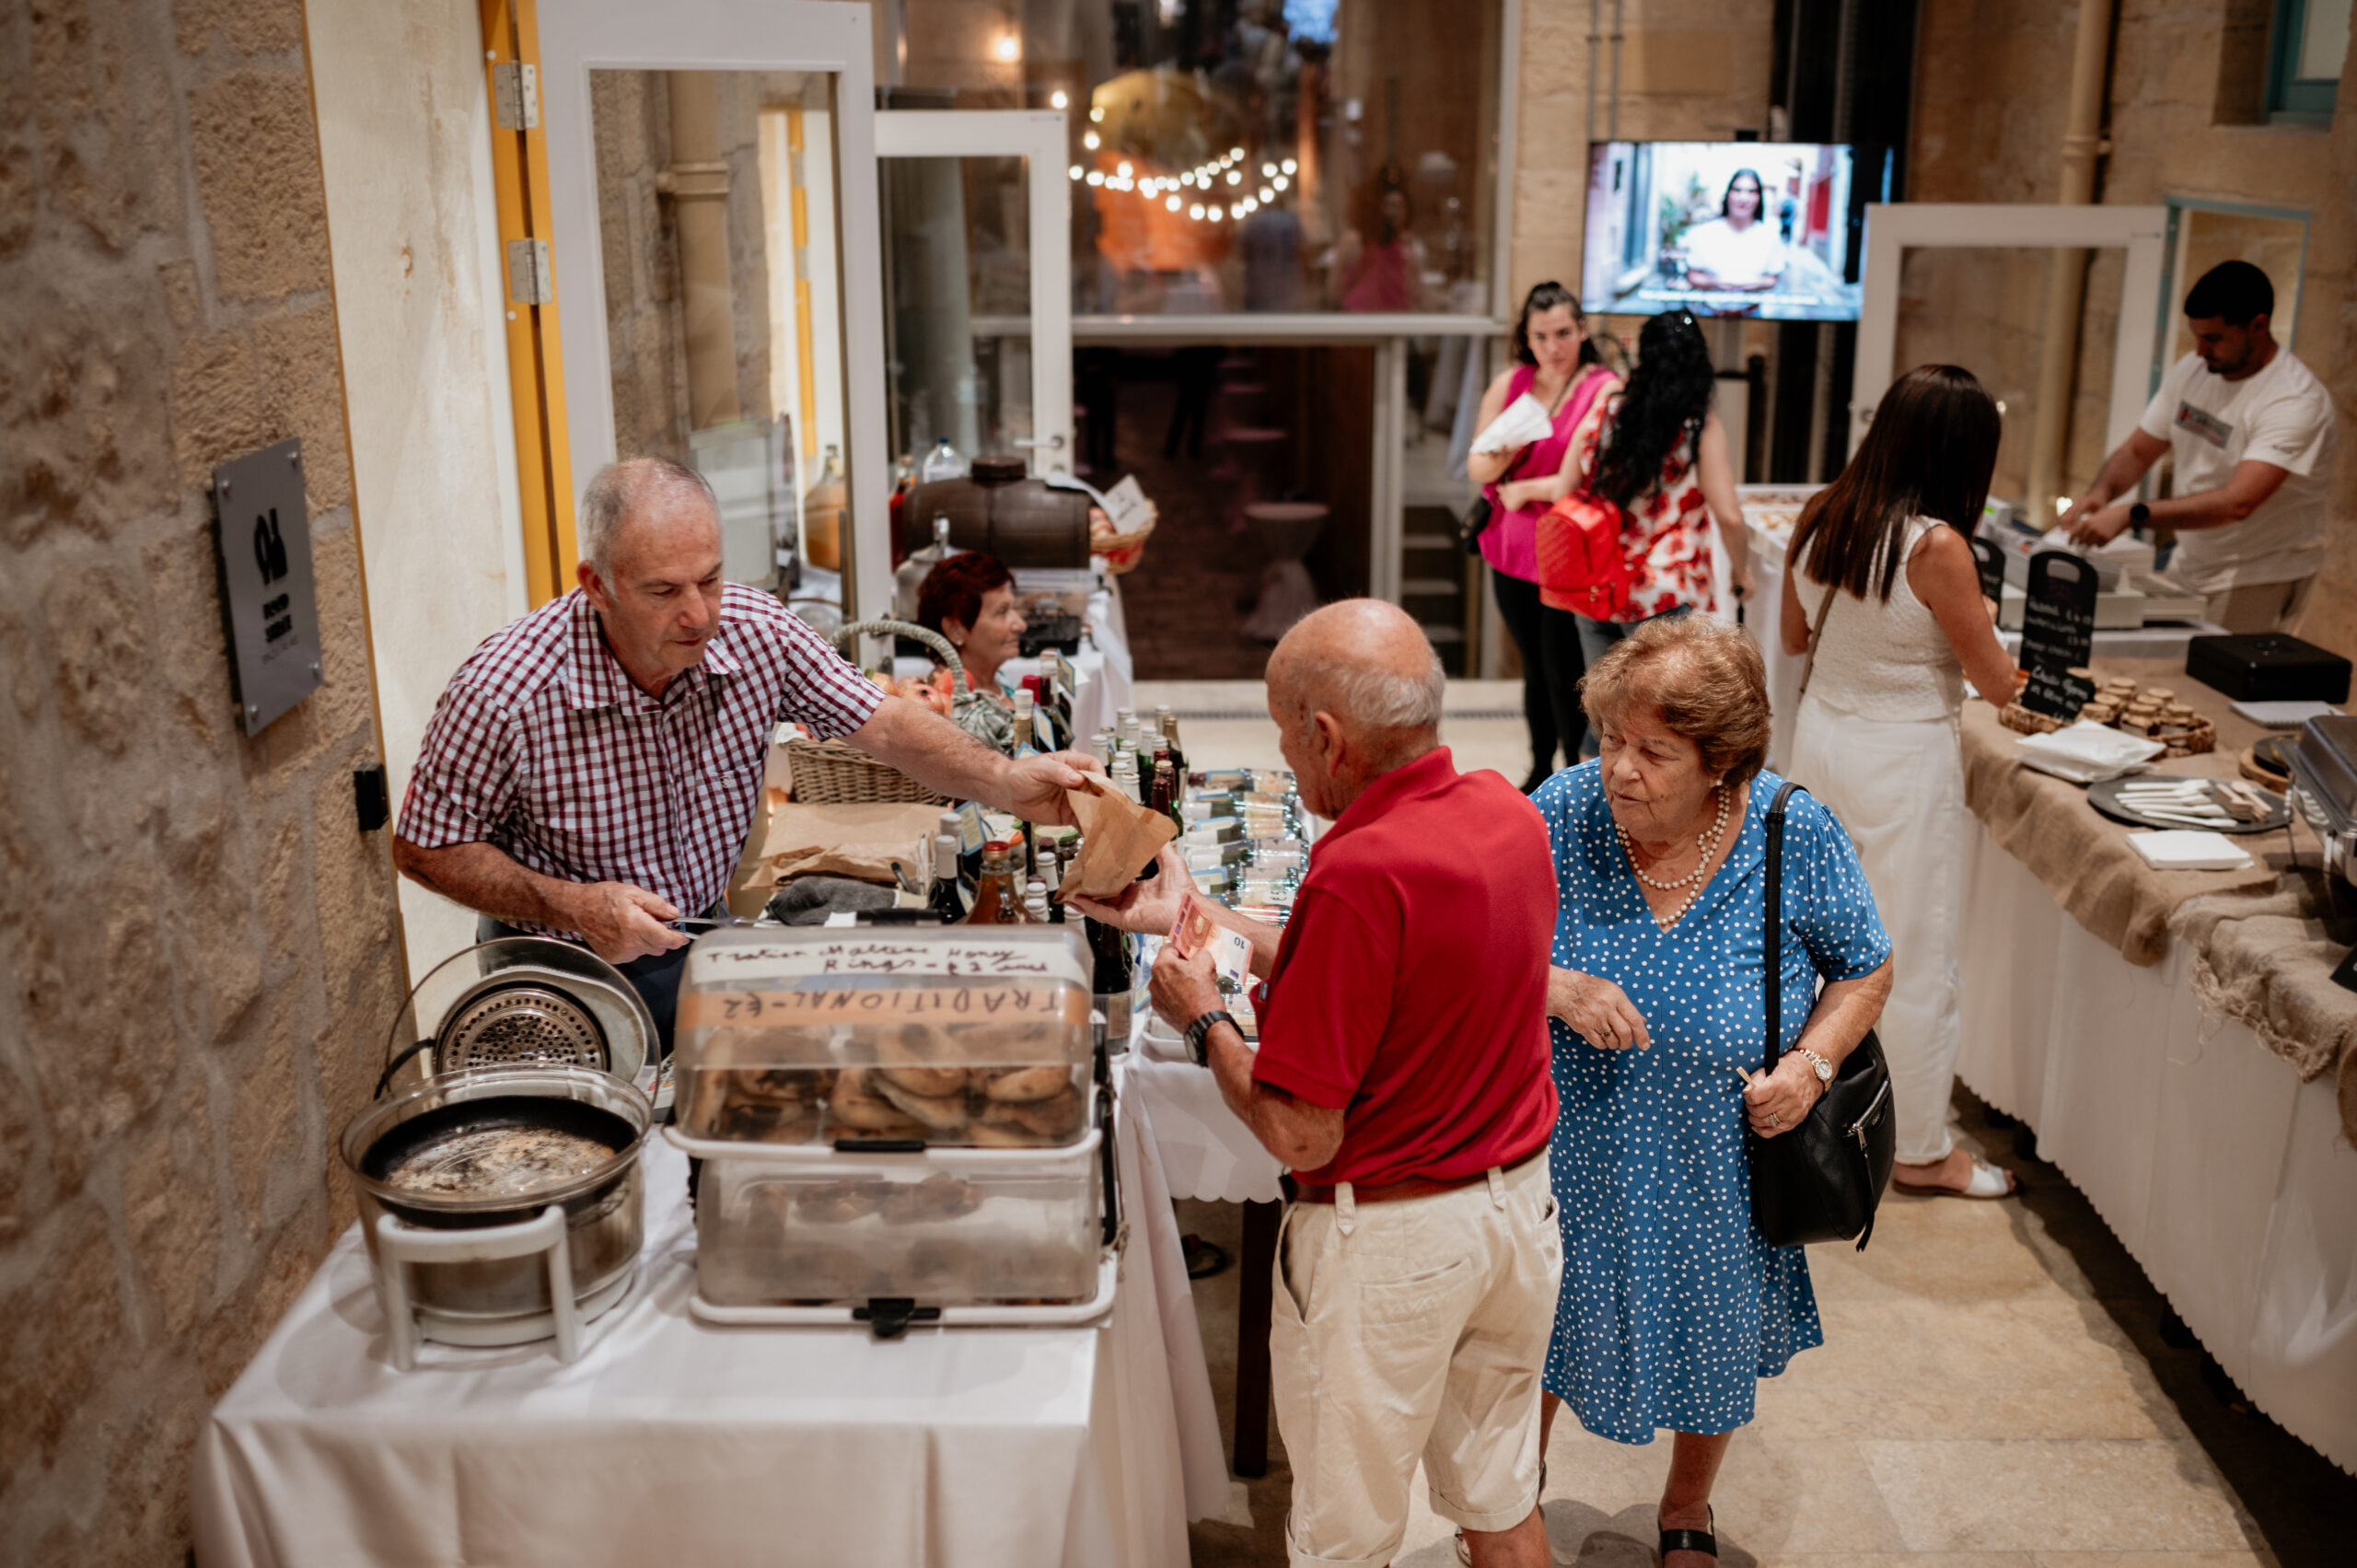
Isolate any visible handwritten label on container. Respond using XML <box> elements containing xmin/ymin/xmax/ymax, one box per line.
<box><xmin>679</xmin><ymin>986</ymin><xmax>1091</xmax><ymax>1027</ymax></box>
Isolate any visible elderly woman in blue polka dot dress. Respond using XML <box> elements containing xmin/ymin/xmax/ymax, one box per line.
<box><xmin>1532</xmin><ymin>616</ymin><xmax>1892</xmax><ymax>1567</ymax></box>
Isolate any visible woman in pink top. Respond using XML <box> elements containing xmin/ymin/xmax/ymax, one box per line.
<box><xmin>1467</xmin><ymin>283</ymin><xmax>1620</xmax><ymax>789</ymax></box>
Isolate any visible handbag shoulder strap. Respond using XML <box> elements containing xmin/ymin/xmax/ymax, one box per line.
<box><xmin>1762</xmin><ymin>779</ymin><xmax>1802</xmax><ymax>1070</ymax></box>
<box><xmin>1795</xmin><ymin>578</ymin><xmax>1836</xmax><ymax>699</ymax></box>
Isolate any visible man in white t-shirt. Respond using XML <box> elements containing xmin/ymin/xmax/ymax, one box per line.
<box><xmin>2061</xmin><ymin>261</ymin><xmax>2338</xmax><ymax>633</ymax></box>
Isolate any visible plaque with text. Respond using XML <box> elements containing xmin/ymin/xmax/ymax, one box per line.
<box><xmin>212</xmin><ymin>439</ymin><xmax>322</xmax><ymax>736</ymax></box>
<box><xmin>2020</xmin><ymin>551</ymin><xmax>2096</xmax><ymax>673</ymax></box>
<box><xmin>1969</xmin><ymin>535</ymin><xmax>2005</xmax><ymax>602</ymax></box>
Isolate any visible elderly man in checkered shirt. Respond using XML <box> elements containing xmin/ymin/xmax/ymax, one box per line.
<box><xmin>393</xmin><ymin>458</ymin><xmax>1089</xmax><ymax>1044</ymax></box>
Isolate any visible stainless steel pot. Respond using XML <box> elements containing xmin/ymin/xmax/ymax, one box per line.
<box><xmin>340</xmin><ymin>1064</ymin><xmax>650</xmax><ymax>1361</ymax></box>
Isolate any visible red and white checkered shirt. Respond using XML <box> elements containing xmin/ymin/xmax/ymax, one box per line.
<box><xmin>398</xmin><ymin>586</ymin><xmax>881</xmax><ymax>931</ymax></box>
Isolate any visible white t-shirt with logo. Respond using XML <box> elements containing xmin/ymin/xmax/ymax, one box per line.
<box><xmin>2139</xmin><ymin>348</ymin><xmax>2337</xmax><ymax>593</ymax></box>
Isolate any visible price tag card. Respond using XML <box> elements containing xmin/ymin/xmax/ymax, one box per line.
<box><xmin>1102</xmin><ymin>475</ymin><xmax>1151</xmax><ymax>531</ymax></box>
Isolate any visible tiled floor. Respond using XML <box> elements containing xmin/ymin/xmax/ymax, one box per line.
<box><xmin>1142</xmin><ymin>679</ymin><xmax>2356</xmax><ymax>1568</ymax></box>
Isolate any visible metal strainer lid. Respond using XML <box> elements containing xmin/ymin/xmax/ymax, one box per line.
<box><xmin>381</xmin><ymin>938</ymin><xmax>656</xmax><ymax>1095</ymax></box>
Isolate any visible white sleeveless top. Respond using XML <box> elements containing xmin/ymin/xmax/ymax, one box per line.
<box><xmin>1795</xmin><ymin>517</ymin><xmax>1965</xmax><ymax>723</ymax></box>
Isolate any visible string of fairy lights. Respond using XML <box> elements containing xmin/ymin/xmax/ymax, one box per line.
<box><xmin>1067</xmin><ymin>104</ymin><xmax>1298</xmax><ymax>226</ymax></box>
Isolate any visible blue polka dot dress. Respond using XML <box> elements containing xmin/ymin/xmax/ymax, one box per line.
<box><xmin>1533</xmin><ymin>763</ymin><xmax>1891</xmax><ymax>1443</ymax></box>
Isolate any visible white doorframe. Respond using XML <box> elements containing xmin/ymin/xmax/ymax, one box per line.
<box><xmin>535</xmin><ymin>0</ymin><xmax>893</xmax><ymax>619</ymax></box>
<box><xmin>875</xmin><ymin>110</ymin><xmax>1074</xmax><ymax>475</ymax></box>
<box><xmin>1851</xmin><ymin>203</ymin><xmax>2169</xmax><ymax>461</ymax></box>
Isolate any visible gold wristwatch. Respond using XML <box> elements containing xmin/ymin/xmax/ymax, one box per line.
<box><xmin>1794</xmin><ymin>1046</ymin><xmax>1833</xmax><ymax>1086</ymax></box>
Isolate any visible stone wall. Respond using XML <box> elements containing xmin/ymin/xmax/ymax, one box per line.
<box><xmin>591</xmin><ymin>69</ymin><xmax>778</xmax><ymax>465</ymax></box>
<box><xmin>1509</xmin><ymin>0</ymin><xmax>1779</xmax><ymax>306</ymax></box>
<box><xmin>1905</xmin><ymin>0</ymin><xmax>2356</xmax><ymax>654</ymax></box>
<box><xmin>0</xmin><ymin>0</ymin><xmax>405</xmax><ymax>1561</ymax></box>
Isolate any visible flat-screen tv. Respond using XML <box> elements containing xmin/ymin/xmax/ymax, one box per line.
<box><xmin>1581</xmin><ymin>142</ymin><xmax>1886</xmax><ymax>322</ymax></box>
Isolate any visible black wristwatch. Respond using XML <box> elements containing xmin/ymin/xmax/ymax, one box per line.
<box><xmin>2128</xmin><ymin>501</ymin><xmax>2151</xmax><ymax>528</ymax></box>
<box><xmin>1183</xmin><ymin>1009</ymin><xmax>1237</xmax><ymax>1067</ymax></box>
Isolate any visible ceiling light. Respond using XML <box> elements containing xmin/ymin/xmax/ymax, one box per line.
<box><xmin>1069</xmin><ymin>164</ymin><xmax>1084</xmax><ymax>180</ymax></box>
<box><xmin>1207</xmin><ymin>206</ymin><xmax>1223</xmax><ymax>223</ymax></box>
<box><xmin>993</xmin><ymin>34</ymin><xmax>1019</xmax><ymax>61</ymax></box>
<box><xmin>1083</xmin><ymin>130</ymin><xmax>1099</xmax><ymax>149</ymax></box>
<box><xmin>1271</xmin><ymin>174</ymin><xmax>1288</xmax><ymax>192</ymax></box>
<box><xmin>1261</xmin><ymin>162</ymin><xmax>1277</xmax><ymax>178</ymax></box>
<box><xmin>1280</xmin><ymin>157</ymin><xmax>1297</xmax><ymax>174</ymax></box>
<box><xmin>1225</xmin><ymin>169</ymin><xmax>1241</xmax><ymax>185</ymax></box>
<box><xmin>1166</xmin><ymin>195</ymin><xmax>1181</xmax><ymax>212</ymax></box>
<box><xmin>1050</xmin><ymin>89</ymin><xmax>1068</xmax><ymax>110</ymax></box>
<box><xmin>1086</xmin><ymin>170</ymin><xmax>1104</xmax><ymax>186</ymax></box>
<box><xmin>1117</xmin><ymin>161</ymin><xmax>1132</xmax><ymax>179</ymax></box>
<box><xmin>1090</xmin><ymin>106</ymin><xmax>1104</xmax><ymax>122</ymax></box>
<box><xmin>1189</xmin><ymin>203</ymin><xmax>1205</xmax><ymax>219</ymax></box>
<box><xmin>1229</xmin><ymin>145</ymin><xmax>1245</xmax><ymax>159</ymax></box>
<box><xmin>1259</xmin><ymin>186</ymin><xmax>1274</xmax><ymax>202</ymax></box>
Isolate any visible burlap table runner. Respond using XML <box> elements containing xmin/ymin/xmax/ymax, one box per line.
<box><xmin>1958</xmin><ymin>658</ymin><xmax>2309</xmax><ymax>967</ymax></box>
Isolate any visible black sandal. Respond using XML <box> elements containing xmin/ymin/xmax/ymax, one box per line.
<box><xmin>1659</xmin><ymin>1504</ymin><xmax>1716</xmax><ymax>1563</ymax></box>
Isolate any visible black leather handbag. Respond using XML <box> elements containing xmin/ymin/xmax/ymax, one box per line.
<box><xmin>1457</xmin><ymin>494</ymin><xmax>1492</xmax><ymax>555</ymax></box>
<box><xmin>1746</xmin><ymin>781</ymin><xmax>1897</xmax><ymax>1250</ymax></box>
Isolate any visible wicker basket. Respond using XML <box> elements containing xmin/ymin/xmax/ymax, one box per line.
<box><xmin>785</xmin><ymin>619</ymin><xmax>966</xmax><ymax>806</ymax></box>
<box><xmin>1090</xmin><ymin>501</ymin><xmax>1156</xmax><ymax>575</ymax></box>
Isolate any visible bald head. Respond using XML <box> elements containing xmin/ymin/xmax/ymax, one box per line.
<box><xmin>579</xmin><ymin>457</ymin><xmax>720</xmax><ymax>578</ymax></box>
<box><xmin>1268</xmin><ymin>599</ymin><xmax>1445</xmax><ymax>782</ymax></box>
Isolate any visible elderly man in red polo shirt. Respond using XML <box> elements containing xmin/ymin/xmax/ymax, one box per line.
<box><xmin>1077</xmin><ymin>599</ymin><xmax>1561</xmax><ymax>1568</ymax></box>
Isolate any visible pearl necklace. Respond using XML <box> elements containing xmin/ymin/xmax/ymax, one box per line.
<box><xmin>1618</xmin><ymin>788</ymin><xmax>1731</xmax><ymax>927</ymax></box>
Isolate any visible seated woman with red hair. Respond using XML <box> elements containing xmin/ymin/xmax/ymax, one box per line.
<box><xmin>916</xmin><ymin>550</ymin><xmax>1028</xmax><ymax>754</ymax></box>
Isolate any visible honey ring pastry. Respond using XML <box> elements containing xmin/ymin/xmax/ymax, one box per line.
<box><xmin>829</xmin><ymin>1068</ymin><xmax>928</xmax><ymax>1134</ymax></box>
<box><xmin>982</xmin><ymin>1064</ymin><xmax>1073</xmax><ymax>1104</ymax></box>
<box><xmin>872</xmin><ymin>1075</ymin><xmax>970</xmax><ymax>1133</ymax></box>
<box><xmin>878</xmin><ymin>1063</ymin><xmax>970</xmax><ymax>1098</ymax></box>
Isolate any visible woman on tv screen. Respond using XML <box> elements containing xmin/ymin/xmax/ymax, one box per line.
<box><xmin>1681</xmin><ymin>169</ymin><xmax>1786</xmax><ymax>294</ymax></box>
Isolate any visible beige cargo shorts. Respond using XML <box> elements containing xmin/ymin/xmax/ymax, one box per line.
<box><xmin>1270</xmin><ymin>1150</ymin><xmax>1563</xmax><ymax>1568</ymax></box>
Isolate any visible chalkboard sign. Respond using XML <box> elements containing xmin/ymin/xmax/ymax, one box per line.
<box><xmin>2021</xmin><ymin>664</ymin><xmax>2097</xmax><ymax>721</ymax></box>
<box><xmin>1969</xmin><ymin>536</ymin><xmax>2005</xmax><ymax>602</ymax></box>
<box><xmin>2021</xmin><ymin>552</ymin><xmax>2096</xmax><ymax>674</ymax></box>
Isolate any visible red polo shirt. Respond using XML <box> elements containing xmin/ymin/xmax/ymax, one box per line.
<box><xmin>1252</xmin><ymin>747</ymin><xmax>1558</xmax><ymax>1187</ymax></box>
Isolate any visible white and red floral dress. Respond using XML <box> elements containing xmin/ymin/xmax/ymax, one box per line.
<box><xmin>1574</xmin><ymin>412</ymin><xmax>1716</xmax><ymax>621</ymax></box>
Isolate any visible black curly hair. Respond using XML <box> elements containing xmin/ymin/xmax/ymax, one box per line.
<box><xmin>1590</xmin><ymin>311</ymin><xmax>1714</xmax><ymax>509</ymax></box>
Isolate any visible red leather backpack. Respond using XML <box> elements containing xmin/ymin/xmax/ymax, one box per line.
<box><xmin>1536</xmin><ymin>490</ymin><xmax>1632</xmax><ymax>620</ymax></box>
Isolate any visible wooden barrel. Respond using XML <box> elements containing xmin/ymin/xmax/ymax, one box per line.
<box><xmin>901</xmin><ymin>456</ymin><xmax>1092</xmax><ymax>568</ymax></box>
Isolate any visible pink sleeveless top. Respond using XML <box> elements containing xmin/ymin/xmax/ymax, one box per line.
<box><xmin>1480</xmin><ymin>364</ymin><xmax>1613</xmax><ymax>583</ymax></box>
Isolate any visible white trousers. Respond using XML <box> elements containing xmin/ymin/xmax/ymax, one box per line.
<box><xmin>1787</xmin><ymin>696</ymin><xmax>1968</xmax><ymax>1164</ymax></box>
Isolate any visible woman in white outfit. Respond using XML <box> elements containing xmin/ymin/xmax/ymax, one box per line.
<box><xmin>1780</xmin><ymin>365</ymin><xmax>2020</xmax><ymax>1199</ymax></box>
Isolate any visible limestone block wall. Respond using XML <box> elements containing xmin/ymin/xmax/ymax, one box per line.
<box><xmin>0</xmin><ymin>0</ymin><xmax>405</xmax><ymax>1561</ymax></box>
<box><xmin>591</xmin><ymin>69</ymin><xmax>778</xmax><ymax>466</ymax></box>
<box><xmin>1509</xmin><ymin>0</ymin><xmax>1778</xmax><ymax>307</ymax></box>
<box><xmin>1905</xmin><ymin>0</ymin><xmax>2356</xmax><ymax>654</ymax></box>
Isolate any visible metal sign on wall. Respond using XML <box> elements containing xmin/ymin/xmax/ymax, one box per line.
<box><xmin>213</xmin><ymin>438</ymin><xmax>323</xmax><ymax>736</ymax></box>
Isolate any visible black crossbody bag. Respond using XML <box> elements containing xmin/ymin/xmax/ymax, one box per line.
<box><xmin>1747</xmin><ymin>781</ymin><xmax>1897</xmax><ymax>1251</ymax></box>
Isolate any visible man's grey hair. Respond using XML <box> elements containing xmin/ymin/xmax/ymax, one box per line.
<box><xmin>579</xmin><ymin>457</ymin><xmax>719</xmax><ymax>576</ymax></box>
<box><xmin>1277</xmin><ymin>623</ymin><xmax>1446</xmax><ymax>770</ymax></box>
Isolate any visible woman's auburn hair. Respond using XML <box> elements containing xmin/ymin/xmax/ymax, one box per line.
<box><xmin>915</xmin><ymin>550</ymin><xmax>1013</xmax><ymax>637</ymax></box>
<box><xmin>1579</xmin><ymin>615</ymin><xmax>1771</xmax><ymax>788</ymax></box>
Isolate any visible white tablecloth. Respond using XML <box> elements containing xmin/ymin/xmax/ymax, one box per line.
<box><xmin>194</xmin><ymin>1078</ymin><xmax>1223</xmax><ymax>1567</ymax></box>
<box><xmin>1955</xmin><ymin>825</ymin><xmax>2357</xmax><ymax>1474</ymax></box>
<box><xmin>1123</xmin><ymin>1055</ymin><xmax>1284</xmax><ymax>1205</ymax></box>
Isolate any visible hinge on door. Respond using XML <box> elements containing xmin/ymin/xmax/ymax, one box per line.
<box><xmin>505</xmin><ymin>238</ymin><xmax>554</xmax><ymax>306</ymax></box>
<box><xmin>493</xmin><ymin>61</ymin><xmax>540</xmax><ymax>130</ymax></box>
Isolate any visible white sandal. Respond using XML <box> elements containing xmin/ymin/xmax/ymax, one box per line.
<box><xmin>1892</xmin><ymin>1155</ymin><xmax>2014</xmax><ymax>1199</ymax></box>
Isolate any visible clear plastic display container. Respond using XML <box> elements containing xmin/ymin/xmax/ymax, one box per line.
<box><xmin>672</xmin><ymin>926</ymin><xmax>1094</xmax><ymax>1148</ymax></box>
<box><xmin>683</xmin><ymin>1122</ymin><xmax>1104</xmax><ymax>1313</ymax></box>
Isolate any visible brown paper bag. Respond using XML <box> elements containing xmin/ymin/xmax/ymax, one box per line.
<box><xmin>726</xmin><ymin>799</ymin><xmax>939</xmax><ymax>916</ymax></box>
<box><xmin>1056</xmin><ymin>777</ymin><xmax>1178</xmax><ymax>900</ymax></box>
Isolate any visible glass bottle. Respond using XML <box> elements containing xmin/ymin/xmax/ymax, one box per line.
<box><xmin>1148</xmin><ymin>752</ymin><xmax>1179</xmax><ymax>833</ymax></box>
<box><xmin>1162</xmin><ymin>713</ymin><xmax>1188</xmax><ymax>785</ymax></box>
<box><xmin>962</xmin><ymin>841</ymin><xmax>1032</xmax><ymax>924</ymax></box>
<box><xmin>1012</xmin><ymin>688</ymin><xmax>1037</xmax><ymax>757</ymax></box>
<box><xmin>927</xmin><ymin>830</ymin><xmax>970</xmax><ymax>923</ymax></box>
<box><xmin>921</xmin><ymin>436</ymin><xmax>966</xmax><ymax>483</ymax></box>
<box><xmin>1110</xmin><ymin>751</ymin><xmax>1141</xmax><ymax>804</ymax></box>
<box><xmin>1038</xmin><ymin>842</ymin><xmax>1064</xmax><ymax>923</ymax></box>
